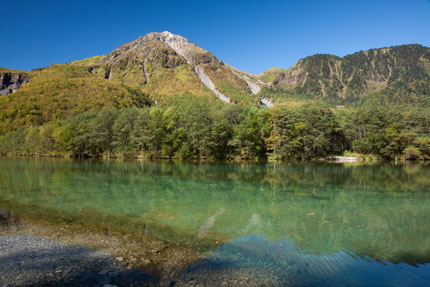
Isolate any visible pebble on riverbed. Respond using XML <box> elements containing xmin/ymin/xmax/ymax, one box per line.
<box><xmin>0</xmin><ymin>235</ymin><xmax>158</xmax><ymax>287</ymax></box>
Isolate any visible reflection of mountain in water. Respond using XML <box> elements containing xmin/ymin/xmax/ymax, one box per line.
<box><xmin>1</xmin><ymin>158</ymin><xmax>430</xmax><ymax>266</ymax></box>
<box><xmin>183</xmin><ymin>235</ymin><xmax>430</xmax><ymax>286</ymax></box>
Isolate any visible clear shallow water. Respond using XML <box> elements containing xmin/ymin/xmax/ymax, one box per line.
<box><xmin>1</xmin><ymin>158</ymin><xmax>430</xmax><ymax>285</ymax></box>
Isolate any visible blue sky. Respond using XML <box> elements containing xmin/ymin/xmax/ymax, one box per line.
<box><xmin>1</xmin><ymin>0</ymin><xmax>429</xmax><ymax>73</ymax></box>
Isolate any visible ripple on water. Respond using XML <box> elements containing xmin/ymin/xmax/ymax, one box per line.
<box><xmin>188</xmin><ymin>235</ymin><xmax>430</xmax><ymax>286</ymax></box>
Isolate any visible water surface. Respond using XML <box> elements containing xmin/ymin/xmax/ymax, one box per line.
<box><xmin>1</xmin><ymin>158</ymin><xmax>430</xmax><ymax>286</ymax></box>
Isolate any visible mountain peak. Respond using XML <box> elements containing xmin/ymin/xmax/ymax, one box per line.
<box><xmin>140</xmin><ymin>31</ymin><xmax>191</xmax><ymax>45</ymax></box>
<box><xmin>136</xmin><ymin>31</ymin><xmax>220</xmax><ymax>66</ymax></box>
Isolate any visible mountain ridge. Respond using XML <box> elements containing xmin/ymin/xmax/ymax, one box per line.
<box><xmin>0</xmin><ymin>32</ymin><xmax>429</xmax><ymax>130</ymax></box>
<box><xmin>263</xmin><ymin>44</ymin><xmax>430</xmax><ymax>102</ymax></box>
<box><xmin>1</xmin><ymin>33</ymin><xmax>430</xmax><ymax>161</ymax></box>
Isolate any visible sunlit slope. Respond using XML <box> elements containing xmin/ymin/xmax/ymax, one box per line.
<box><xmin>0</xmin><ymin>32</ymin><xmax>267</xmax><ymax>135</ymax></box>
<box><xmin>2</xmin><ymin>35</ymin><xmax>430</xmax><ymax>136</ymax></box>
<box><xmin>0</xmin><ymin>64</ymin><xmax>150</xmax><ymax>134</ymax></box>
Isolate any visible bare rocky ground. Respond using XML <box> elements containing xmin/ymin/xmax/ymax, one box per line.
<box><xmin>172</xmin><ymin>258</ymin><xmax>288</xmax><ymax>287</ymax></box>
<box><xmin>0</xmin><ymin>211</ymin><xmax>282</xmax><ymax>287</ymax></box>
<box><xmin>0</xmin><ymin>234</ymin><xmax>283</xmax><ymax>287</ymax></box>
<box><xmin>0</xmin><ymin>235</ymin><xmax>158</xmax><ymax>287</ymax></box>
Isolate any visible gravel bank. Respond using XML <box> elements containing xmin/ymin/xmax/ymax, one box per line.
<box><xmin>0</xmin><ymin>235</ymin><xmax>158</xmax><ymax>287</ymax></box>
<box><xmin>0</xmin><ymin>235</ymin><xmax>283</xmax><ymax>287</ymax></box>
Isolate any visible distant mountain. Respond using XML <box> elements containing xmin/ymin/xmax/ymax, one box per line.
<box><xmin>0</xmin><ymin>32</ymin><xmax>429</xmax><ymax>135</ymax></box>
<box><xmin>261</xmin><ymin>44</ymin><xmax>430</xmax><ymax>104</ymax></box>
<box><xmin>73</xmin><ymin>31</ymin><xmax>266</xmax><ymax>105</ymax></box>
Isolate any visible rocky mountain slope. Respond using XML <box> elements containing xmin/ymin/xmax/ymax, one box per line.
<box><xmin>81</xmin><ymin>31</ymin><xmax>265</xmax><ymax>105</ymax></box>
<box><xmin>0</xmin><ymin>32</ymin><xmax>270</xmax><ymax>134</ymax></box>
<box><xmin>0</xmin><ymin>32</ymin><xmax>429</xmax><ymax>135</ymax></box>
<box><xmin>261</xmin><ymin>44</ymin><xmax>430</xmax><ymax>103</ymax></box>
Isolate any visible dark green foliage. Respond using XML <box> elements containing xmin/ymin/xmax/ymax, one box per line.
<box><xmin>414</xmin><ymin>137</ymin><xmax>430</xmax><ymax>159</ymax></box>
<box><xmin>54</xmin><ymin>112</ymin><xmax>98</xmax><ymax>158</ymax></box>
<box><xmin>229</xmin><ymin>107</ymin><xmax>271</xmax><ymax>159</ymax></box>
<box><xmin>2</xmin><ymin>97</ymin><xmax>430</xmax><ymax>160</ymax></box>
<box><xmin>87</xmin><ymin>109</ymin><xmax>120</xmax><ymax>156</ymax></box>
<box><xmin>338</xmin><ymin>105</ymin><xmax>430</xmax><ymax>159</ymax></box>
<box><xmin>269</xmin><ymin>105</ymin><xmax>345</xmax><ymax>159</ymax></box>
<box><xmin>359</xmin><ymin>80</ymin><xmax>430</xmax><ymax>106</ymax></box>
<box><xmin>111</xmin><ymin>108</ymin><xmax>139</xmax><ymax>156</ymax></box>
<box><xmin>272</xmin><ymin>44</ymin><xmax>430</xmax><ymax>106</ymax></box>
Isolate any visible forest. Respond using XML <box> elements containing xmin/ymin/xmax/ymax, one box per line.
<box><xmin>1</xmin><ymin>95</ymin><xmax>429</xmax><ymax>161</ymax></box>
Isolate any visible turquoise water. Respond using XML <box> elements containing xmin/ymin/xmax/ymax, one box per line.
<box><xmin>1</xmin><ymin>158</ymin><xmax>430</xmax><ymax>285</ymax></box>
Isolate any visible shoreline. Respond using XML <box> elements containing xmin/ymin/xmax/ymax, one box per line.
<box><xmin>0</xmin><ymin>211</ymin><xmax>281</xmax><ymax>287</ymax></box>
<box><xmin>0</xmin><ymin>209</ymin><xmax>203</xmax><ymax>282</ymax></box>
<box><xmin>0</xmin><ymin>234</ymin><xmax>159</xmax><ymax>287</ymax></box>
<box><xmin>2</xmin><ymin>153</ymin><xmax>429</xmax><ymax>164</ymax></box>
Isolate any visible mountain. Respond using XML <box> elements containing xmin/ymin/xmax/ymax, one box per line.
<box><xmin>0</xmin><ymin>64</ymin><xmax>151</xmax><ymax>134</ymax></box>
<box><xmin>73</xmin><ymin>31</ymin><xmax>266</xmax><ymax>105</ymax></box>
<box><xmin>0</xmin><ymin>32</ymin><xmax>270</xmax><ymax>134</ymax></box>
<box><xmin>261</xmin><ymin>44</ymin><xmax>430</xmax><ymax>104</ymax></box>
<box><xmin>0</xmin><ymin>32</ymin><xmax>429</xmax><ymax>135</ymax></box>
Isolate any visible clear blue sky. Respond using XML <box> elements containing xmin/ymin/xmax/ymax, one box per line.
<box><xmin>1</xmin><ymin>0</ymin><xmax>429</xmax><ymax>74</ymax></box>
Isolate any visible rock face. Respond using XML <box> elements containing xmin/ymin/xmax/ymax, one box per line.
<box><xmin>260</xmin><ymin>97</ymin><xmax>274</xmax><ymax>108</ymax></box>
<box><xmin>147</xmin><ymin>31</ymin><xmax>232</xmax><ymax>103</ymax></box>
<box><xmin>101</xmin><ymin>31</ymin><xmax>232</xmax><ymax>103</ymax></box>
<box><xmin>0</xmin><ymin>72</ymin><xmax>29</xmax><ymax>96</ymax></box>
<box><xmin>194</xmin><ymin>66</ymin><xmax>230</xmax><ymax>103</ymax></box>
<box><xmin>95</xmin><ymin>32</ymin><xmax>187</xmax><ymax>84</ymax></box>
<box><xmin>147</xmin><ymin>31</ymin><xmax>222</xmax><ymax>66</ymax></box>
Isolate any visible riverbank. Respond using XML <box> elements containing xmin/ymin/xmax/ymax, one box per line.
<box><xmin>0</xmin><ymin>212</ymin><xmax>282</xmax><ymax>287</ymax></box>
<box><xmin>0</xmin><ymin>235</ymin><xmax>158</xmax><ymax>287</ymax></box>
<box><xmin>0</xmin><ymin>234</ymin><xmax>283</xmax><ymax>287</ymax></box>
<box><xmin>0</xmin><ymin>209</ymin><xmax>202</xmax><ymax>285</ymax></box>
<box><xmin>3</xmin><ymin>152</ymin><xmax>429</xmax><ymax>164</ymax></box>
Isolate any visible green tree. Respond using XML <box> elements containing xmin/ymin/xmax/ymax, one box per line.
<box><xmin>88</xmin><ymin>109</ymin><xmax>120</xmax><ymax>157</ymax></box>
<box><xmin>112</xmin><ymin>108</ymin><xmax>139</xmax><ymax>156</ymax></box>
<box><xmin>229</xmin><ymin>107</ymin><xmax>271</xmax><ymax>159</ymax></box>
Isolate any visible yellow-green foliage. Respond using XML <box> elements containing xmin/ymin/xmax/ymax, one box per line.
<box><xmin>259</xmin><ymin>86</ymin><xmax>329</xmax><ymax>108</ymax></box>
<box><xmin>31</xmin><ymin>64</ymin><xmax>94</xmax><ymax>80</ymax></box>
<box><xmin>275</xmin><ymin>99</ymin><xmax>311</xmax><ymax>108</ymax></box>
<box><xmin>141</xmin><ymin>64</ymin><xmax>215</xmax><ymax>102</ymax></box>
<box><xmin>0</xmin><ymin>77</ymin><xmax>149</xmax><ymax>135</ymax></box>
<box><xmin>257</xmin><ymin>67</ymin><xmax>287</xmax><ymax>83</ymax></box>
<box><xmin>89</xmin><ymin>59</ymin><xmax>147</xmax><ymax>88</ymax></box>
<box><xmin>204</xmin><ymin>65</ymin><xmax>255</xmax><ymax>104</ymax></box>
<box><xmin>69</xmin><ymin>55</ymin><xmax>106</xmax><ymax>66</ymax></box>
<box><xmin>158</xmin><ymin>92</ymin><xmax>225</xmax><ymax>109</ymax></box>
<box><xmin>120</xmin><ymin>65</ymin><xmax>147</xmax><ymax>88</ymax></box>
<box><xmin>92</xmin><ymin>60</ymin><xmax>147</xmax><ymax>89</ymax></box>
<box><xmin>0</xmin><ymin>67</ymin><xmax>29</xmax><ymax>74</ymax></box>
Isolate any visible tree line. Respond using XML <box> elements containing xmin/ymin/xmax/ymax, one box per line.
<box><xmin>1</xmin><ymin>98</ymin><xmax>430</xmax><ymax>160</ymax></box>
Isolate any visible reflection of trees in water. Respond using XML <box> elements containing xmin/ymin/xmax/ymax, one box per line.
<box><xmin>1</xmin><ymin>158</ymin><xmax>430</xmax><ymax>265</ymax></box>
<box><xmin>4</xmin><ymin>158</ymin><xmax>429</xmax><ymax>193</ymax></box>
